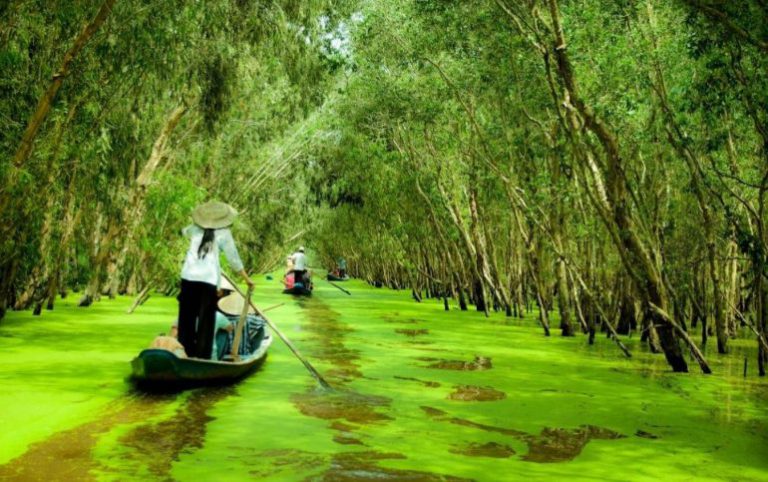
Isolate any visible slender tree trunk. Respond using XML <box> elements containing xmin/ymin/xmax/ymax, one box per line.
<box><xmin>11</xmin><ymin>0</ymin><xmax>117</xmax><ymax>168</ymax></box>
<box><xmin>645</xmin><ymin>16</ymin><xmax>728</xmax><ymax>353</ymax></box>
<box><xmin>543</xmin><ymin>0</ymin><xmax>701</xmax><ymax>372</ymax></box>
<box><xmin>104</xmin><ymin>104</ymin><xmax>187</xmax><ymax>296</ymax></box>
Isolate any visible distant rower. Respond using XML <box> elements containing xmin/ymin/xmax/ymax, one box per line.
<box><xmin>292</xmin><ymin>246</ymin><xmax>309</xmax><ymax>285</ymax></box>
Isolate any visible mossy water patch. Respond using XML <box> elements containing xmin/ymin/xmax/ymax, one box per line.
<box><xmin>447</xmin><ymin>385</ymin><xmax>506</xmax><ymax>402</ymax></box>
<box><xmin>291</xmin><ymin>389</ymin><xmax>393</xmax><ymax>424</ymax></box>
<box><xmin>312</xmin><ymin>450</ymin><xmax>473</xmax><ymax>482</ymax></box>
<box><xmin>520</xmin><ymin>426</ymin><xmax>626</xmax><ymax>463</ymax></box>
<box><xmin>420</xmin><ymin>405</ymin><xmax>625</xmax><ymax>463</ymax></box>
<box><xmin>420</xmin><ymin>355</ymin><xmax>493</xmax><ymax>371</ymax></box>
<box><xmin>450</xmin><ymin>441</ymin><xmax>516</xmax><ymax>458</ymax></box>
<box><xmin>395</xmin><ymin>328</ymin><xmax>430</xmax><ymax>337</ymax></box>
<box><xmin>394</xmin><ymin>375</ymin><xmax>441</xmax><ymax>388</ymax></box>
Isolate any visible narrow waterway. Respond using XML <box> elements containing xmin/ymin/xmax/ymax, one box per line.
<box><xmin>0</xmin><ymin>279</ymin><xmax>766</xmax><ymax>481</ymax></box>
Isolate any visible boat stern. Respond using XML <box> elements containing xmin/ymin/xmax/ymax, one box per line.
<box><xmin>130</xmin><ymin>349</ymin><xmax>179</xmax><ymax>382</ymax></box>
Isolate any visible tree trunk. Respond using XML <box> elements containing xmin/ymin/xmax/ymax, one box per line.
<box><xmin>11</xmin><ymin>0</ymin><xmax>117</xmax><ymax>168</ymax></box>
<box><xmin>104</xmin><ymin>104</ymin><xmax>187</xmax><ymax>296</ymax></box>
<box><xmin>543</xmin><ymin>0</ymin><xmax>700</xmax><ymax>372</ymax></box>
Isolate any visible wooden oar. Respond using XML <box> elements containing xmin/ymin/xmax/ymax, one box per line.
<box><xmin>222</xmin><ymin>272</ymin><xmax>331</xmax><ymax>389</ymax></box>
<box><xmin>325</xmin><ymin>278</ymin><xmax>351</xmax><ymax>296</ymax></box>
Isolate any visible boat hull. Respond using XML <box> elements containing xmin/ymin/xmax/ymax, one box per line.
<box><xmin>131</xmin><ymin>334</ymin><xmax>272</xmax><ymax>388</ymax></box>
<box><xmin>326</xmin><ymin>274</ymin><xmax>349</xmax><ymax>282</ymax></box>
<box><xmin>282</xmin><ymin>286</ymin><xmax>312</xmax><ymax>296</ymax></box>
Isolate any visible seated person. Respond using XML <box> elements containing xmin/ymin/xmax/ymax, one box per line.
<box><xmin>149</xmin><ymin>324</ymin><xmax>187</xmax><ymax>358</ymax></box>
<box><xmin>219</xmin><ymin>276</ymin><xmax>237</xmax><ymax>296</ymax></box>
<box><xmin>212</xmin><ymin>311</ymin><xmax>234</xmax><ymax>360</ymax></box>
<box><xmin>214</xmin><ymin>294</ymin><xmax>266</xmax><ymax>359</ymax></box>
<box><xmin>284</xmin><ymin>271</ymin><xmax>295</xmax><ymax>290</ymax></box>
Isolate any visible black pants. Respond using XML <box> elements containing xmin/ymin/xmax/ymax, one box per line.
<box><xmin>294</xmin><ymin>270</ymin><xmax>306</xmax><ymax>284</ymax></box>
<box><xmin>178</xmin><ymin>279</ymin><xmax>217</xmax><ymax>358</ymax></box>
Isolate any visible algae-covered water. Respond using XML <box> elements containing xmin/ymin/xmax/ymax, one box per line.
<box><xmin>0</xmin><ymin>279</ymin><xmax>767</xmax><ymax>481</ymax></box>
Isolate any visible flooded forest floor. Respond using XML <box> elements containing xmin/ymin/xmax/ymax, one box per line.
<box><xmin>0</xmin><ymin>278</ymin><xmax>766</xmax><ymax>481</ymax></box>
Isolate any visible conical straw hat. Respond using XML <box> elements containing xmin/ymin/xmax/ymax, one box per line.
<box><xmin>217</xmin><ymin>293</ymin><xmax>255</xmax><ymax>316</ymax></box>
<box><xmin>219</xmin><ymin>276</ymin><xmax>236</xmax><ymax>292</ymax></box>
<box><xmin>192</xmin><ymin>201</ymin><xmax>237</xmax><ymax>229</ymax></box>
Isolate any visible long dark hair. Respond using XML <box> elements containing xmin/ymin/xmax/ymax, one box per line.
<box><xmin>198</xmin><ymin>228</ymin><xmax>215</xmax><ymax>259</ymax></box>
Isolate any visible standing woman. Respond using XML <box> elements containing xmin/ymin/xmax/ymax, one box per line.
<box><xmin>178</xmin><ymin>201</ymin><xmax>254</xmax><ymax>358</ymax></box>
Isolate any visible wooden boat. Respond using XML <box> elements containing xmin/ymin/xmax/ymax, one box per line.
<box><xmin>130</xmin><ymin>332</ymin><xmax>272</xmax><ymax>387</ymax></box>
<box><xmin>282</xmin><ymin>284</ymin><xmax>313</xmax><ymax>296</ymax></box>
<box><xmin>326</xmin><ymin>273</ymin><xmax>349</xmax><ymax>282</ymax></box>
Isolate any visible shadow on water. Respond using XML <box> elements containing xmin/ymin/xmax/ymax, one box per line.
<box><xmin>0</xmin><ymin>386</ymin><xmax>234</xmax><ymax>481</ymax></box>
<box><xmin>289</xmin><ymin>297</ymin><xmax>471</xmax><ymax>481</ymax></box>
<box><xmin>420</xmin><ymin>406</ymin><xmax>626</xmax><ymax>463</ymax></box>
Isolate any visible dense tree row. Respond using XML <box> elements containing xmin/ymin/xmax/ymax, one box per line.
<box><xmin>308</xmin><ymin>0</ymin><xmax>768</xmax><ymax>374</ymax></box>
<box><xmin>1</xmin><ymin>0</ymin><xmax>349</xmax><ymax>315</ymax></box>
<box><xmin>3</xmin><ymin>0</ymin><xmax>768</xmax><ymax>375</ymax></box>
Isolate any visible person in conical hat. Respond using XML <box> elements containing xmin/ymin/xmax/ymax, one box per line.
<box><xmin>217</xmin><ymin>293</ymin><xmax>256</xmax><ymax>316</ymax></box>
<box><xmin>212</xmin><ymin>293</ymin><xmax>265</xmax><ymax>359</ymax></box>
<box><xmin>219</xmin><ymin>274</ymin><xmax>237</xmax><ymax>295</ymax></box>
<box><xmin>177</xmin><ymin>201</ymin><xmax>254</xmax><ymax>359</ymax></box>
<box><xmin>291</xmin><ymin>246</ymin><xmax>309</xmax><ymax>286</ymax></box>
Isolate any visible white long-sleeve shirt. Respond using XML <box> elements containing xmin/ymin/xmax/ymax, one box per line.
<box><xmin>180</xmin><ymin>225</ymin><xmax>244</xmax><ymax>287</ymax></box>
<box><xmin>292</xmin><ymin>252</ymin><xmax>308</xmax><ymax>271</ymax></box>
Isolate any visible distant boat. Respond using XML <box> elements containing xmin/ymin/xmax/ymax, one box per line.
<box><xmin>283</xmin><ymin>272</ymin><xmax>313</xmax><ymax>296</ymax></box>
<box><xmin>130</xmin><ymin>333</ymin><xmax>272</xmax><ymax>388</ymax></box>
<box><xmin>283</xmin><ymin>282</ymin><xmax>313</xmax><ymax>296</ymax></box>
<box><xmin>326</xmin><ymin>273</ymin><xmax>349</xmax><ymax>282</ymax></box>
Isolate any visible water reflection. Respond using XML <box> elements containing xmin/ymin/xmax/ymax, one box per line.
<box><xmin>248</xmin><ymin>449</ymin><xmax>325</xmax><ymax>478</ymax></box>
<box><xmin>0</xmin><ymin>393</ymin><xmax>171</xmax><ymax>481</ymax></box>
<box><xmin>419</xmin><ymin>356</ymin><xmax>492</xmax><ymax>371</ymax></box>
<box><xmin>0</xmin><ymin>384</ymin><xmax>240</xmax><ymax>481</ymax></box>
<box><xmin>395</xmin><ymin>329</ymin><xmax>430</xmax><ymax>337</ymax></box>
<box><xmin>317</xmin><ymin>451</ymin><xmax>473</xmax><ymax>482</ymax></box>
<box><xmin>393</xmin><ymin>375</ymin><xmax>441</xmax><ymax>388</ymax></box>
<box><xmin>291</xmin><ymin>388</ymin><xmax>392</xmax><ymax>424</ymax></box>
<box><xmin>447</xmin><ymin>385</ymin><xmax>506</xmax><ymax>402</ymax></box>
<box><xmin>114</xmin><ymin>386</ymin><xmax>235</xmax><ymax>478</ymax></box>
<box><xmin>293</xmin><ymin>297</ymin><xmax>471</xmax><ymax>480</ymax></box>
<box><xmin>449</xmin><ymin>441</ymin><xmax>516</xmax><ymax>458</ymax></box>
<box><xmin>293</xmin><ymin>297</ymin><xmax>392</xmax><ymax>424</ymax></box>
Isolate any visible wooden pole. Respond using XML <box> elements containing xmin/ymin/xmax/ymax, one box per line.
<box><xmin>230</xmin><ymin>285</ymin><xmax>253</xmax><ymax>361</ymax></box>
<box><xmin>325</xmin><ymin>278</ymin><xmax>351</xmax><ymax>296</ymax></box>
<box><xmin>222</xmin><ymin>273</ymin><xmax>331</xmax><ymax>389</ymax></box>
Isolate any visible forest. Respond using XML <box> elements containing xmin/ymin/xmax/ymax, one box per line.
<box><xmin>3</xmin><ymin>1</ymin><xmax>768</xmax><ymax>480</ymax></box>
<box><xmin>2</xmin><ymin>0</ymin><xmax>768</xmax><ymax>374</ymax></box>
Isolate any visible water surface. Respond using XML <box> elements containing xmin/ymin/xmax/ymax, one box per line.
<box><xmin>0</xmin><ymin>280</ymin><xmax>766</xmax><ymax>481</ymax></box>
